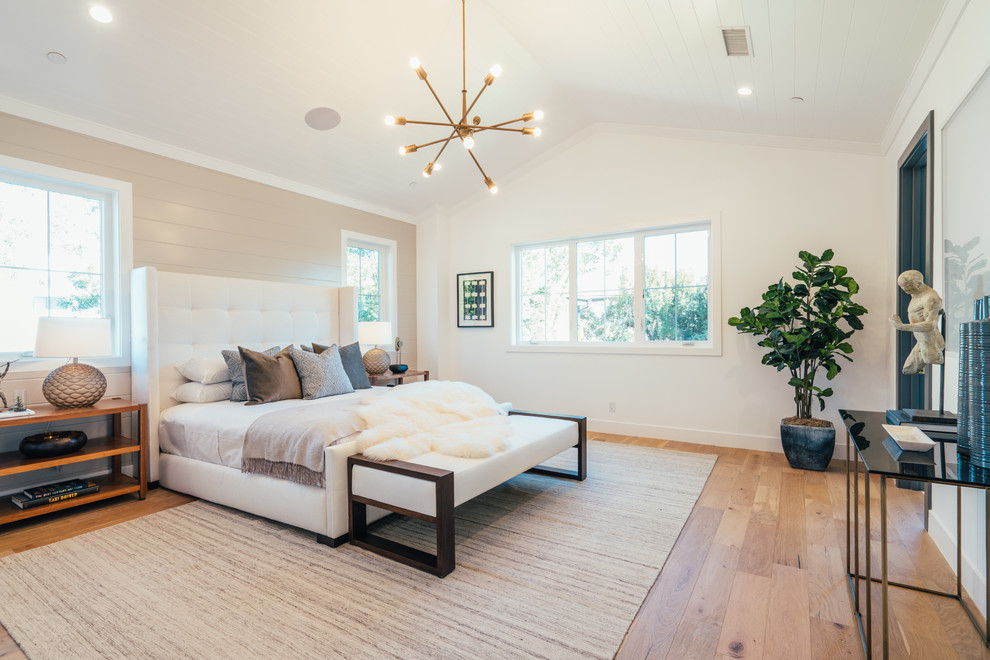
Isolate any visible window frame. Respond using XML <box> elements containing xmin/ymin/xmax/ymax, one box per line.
<box><xmin>510</xmin><ymin>217</ymin><xmax>721</xmax><ymax>356</ymax></box>
<box><xmin>341</xmin><ymin>230</ymin><xmax>397</xmax><ymax>325</ymax></box>
<box><xmin>0</xmin><ymin>155</ymin><xmax>133</xmax><ymax>372</ymax></box>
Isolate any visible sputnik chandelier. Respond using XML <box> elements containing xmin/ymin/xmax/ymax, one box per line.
<box><xmin>385</xmin><ymin>0</ymin><xmax>543</xmax><ymax>193</ymax></box>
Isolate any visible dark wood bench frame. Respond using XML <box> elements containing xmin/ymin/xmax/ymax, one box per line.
<box><xmin>347</xmin><ymin>411</ymin><xmax>587</xmax><ymax>577</ymax></box>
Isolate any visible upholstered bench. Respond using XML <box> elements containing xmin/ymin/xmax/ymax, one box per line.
<box><xmin>347</xmin><ymin>410</ymin><xmax>587</xmax><ymax>577</ymax></box>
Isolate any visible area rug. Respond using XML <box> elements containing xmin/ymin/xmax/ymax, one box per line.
<box><xmin>0</xmin><ymin>441</ymin><xmax>715</xmax><ymax>660</ymax></box>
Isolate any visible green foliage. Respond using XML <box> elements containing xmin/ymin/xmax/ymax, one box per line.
<box><xmin>727</xmin><ymin>249</ymin><xmax>868</xmax><ymax>419</ymax></box>
<box><xmin>54</xmin><ymin>273</ymin><xmax>102</xmax><ymax>313</ymax></box>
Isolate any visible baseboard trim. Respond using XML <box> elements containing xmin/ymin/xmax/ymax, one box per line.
<box><xmin>588</xmin><ymin>418</ymin><xmax>851</xmax><ymax>461</ymax></box>
<box><xmin>929</xmin><ymin>507</ymin><xmax>988</xmax><ymax>618</ymax></box>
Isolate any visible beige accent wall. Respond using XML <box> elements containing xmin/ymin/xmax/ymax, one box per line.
<box><xmin>0</xmin><ymin>111</ymin><xmax>417</xmax><ymax>404</ymax></box>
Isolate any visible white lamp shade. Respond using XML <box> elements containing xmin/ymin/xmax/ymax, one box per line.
<box><xmin>358</xmin><ymin>321</ymin><xmax>393</xmax><ymax>346</ymax></box>
<box><xmin>35</xmin><ymin>317</ymin><xmax>112</xmax><ymax>358</ymax></box>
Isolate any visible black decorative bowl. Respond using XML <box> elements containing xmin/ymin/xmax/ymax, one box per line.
<box><xmin>388</xmin><ymin>364</ymin><xmax>409</xmax><ymax>374</ymax></box>
<box><xmin>19</xmin><ymin>430</ymin><xmax>88</xmax><ymax>458</ymax></box>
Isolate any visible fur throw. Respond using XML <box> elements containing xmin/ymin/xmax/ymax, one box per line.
<box><xmin>355</xmin><ymin>381</ymin><xmax>511</xmax><ymax>461</ymax></box>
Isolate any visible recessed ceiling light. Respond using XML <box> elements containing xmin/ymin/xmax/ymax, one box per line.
<box><xmin>46</xmin><ymin>51</ymin><xmax>67</xmax><ymax>64</ymax></box>
<box><xmin>737</xmin><ymin>87</ymin><xmax>753</xmax><ymax>96</ymax></box>
<box><xmin>791</xmin><ymin>96</ymin><xmax>805</xmax><ymax>103</ymax></box>
<box><xmin>89</xmin><ymin>6</ymin><xmax>113</xmax><ymax>23</ymax></box>
<box><xmin>304</xmin><ymin>107</ymin><xmax>341</xmax><ymax>130</ymax></box>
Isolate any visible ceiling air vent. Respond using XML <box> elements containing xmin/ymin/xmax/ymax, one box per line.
<box><xmin>721</xmin><ymin>27</ymin><xmax>752</xmax><ymax>57</ymax></box>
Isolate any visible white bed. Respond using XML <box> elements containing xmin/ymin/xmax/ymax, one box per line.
<box><xmin>131</xmin><ymin>266</ymin><xmax>382</xmax><ymax>544</ymax></box>
<box><xmin>130</xmin><ymin>266</ymin><xmax>583</xmax><ymax>548</ymax></box>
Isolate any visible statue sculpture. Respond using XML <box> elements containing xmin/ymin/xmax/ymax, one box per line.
<box><xmin>889</xmin><ymin>270</ymin><xmax>945</xmax><ymax>375</ymax></box>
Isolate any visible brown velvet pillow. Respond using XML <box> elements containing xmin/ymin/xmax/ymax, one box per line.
<box><xmin>239</xmin><ymin>345</ymin><xmax>302</xmax><ymax>405</ymax></box>
<box><xmin>311</xmin><ymin>342</ymin><xmax>330</xmax><ymax>354</ymax></box>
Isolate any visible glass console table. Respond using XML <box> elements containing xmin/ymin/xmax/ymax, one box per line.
<box><xmin>841</xmin><ymin>409</ymin><xmax>989</xmax><ymax>659</ymax></box>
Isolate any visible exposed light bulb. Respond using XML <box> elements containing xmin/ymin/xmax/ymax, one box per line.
<box><xmin>410</xmin><ymin>58</ymin><xmax>421</xmax><ymax>69</ymax></box>
<box><xmin>89</xmin><ymin>6</ymin><xmax>113</xmax><ymax>22</ymax></box>
<box><xmin>463</xmin><ymin>135</ymin><xmax>475</xmax><ymax>150</ymax></box>
<box><xmin>485</xmin><ymin>177</ymin><xmax>498</xmax><ymax>193</ymax></box>
<box><xmin>737</xmin><ymin>87</ymin><xmax>753</xmax><ymax>96</ymax></box>
<box><xmin>398</xmin><ymin>146</ymin><xmax>408</xmax><ymax>156</ymax></box>
<box><xmin>385</xmin><ymin>116</ymin><xmax>396</xmax><ymax>125</ymax></box>
<box><xmin>533</xmin><ymin>127</ymin><xmax>542</xmax><ymax>137</ymax></box>
<box><xmin>489</xmin><ymin>64</ymin><xmax>502</xmax><ymax>78</ymax></box>
<box><xmin>533</xmin><ymin>110</ymin><xmax>544</xmax><ymax>120</ymax></box>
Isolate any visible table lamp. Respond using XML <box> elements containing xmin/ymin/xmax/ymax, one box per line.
<box><xmin>35</xmin><ymin>317</ymin><xmax>112</xmax><ymax>408</ymax></box>
<box><xmin>358</xmin><ymin>321</ymin><xmax>393</xmax><ymax>375</ymax></box>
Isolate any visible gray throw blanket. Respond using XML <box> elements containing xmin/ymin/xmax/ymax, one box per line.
<box><xmin>241</xmin><ymin>401</ymin><xmax>366</xmax><ymax>487</ymax></box>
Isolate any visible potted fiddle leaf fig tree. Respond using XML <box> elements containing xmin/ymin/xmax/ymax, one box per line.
<box><xmin>728</xmin><ymin>249</ymin><xmax>868</xmax><ymax>471</ymax></box>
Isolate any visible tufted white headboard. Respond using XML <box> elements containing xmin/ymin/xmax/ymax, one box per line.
<box><xmin>130</xmin><ymin>266</ymin><xmax>356</xmax><ymax>482</ymax></box>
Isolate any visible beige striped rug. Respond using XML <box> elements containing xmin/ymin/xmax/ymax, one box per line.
<box><xmin>0</xmin><ymin>441</ymin><xmax>715</xmax><ymax>659</ymax></box>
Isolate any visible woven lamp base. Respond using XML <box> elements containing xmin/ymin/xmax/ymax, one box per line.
<box><xmin>362</xmin><ymin>348</ymin><xmax>390</xmax><ymax>375</ymax></box>
<box><xmin>42</xmin><ymin>362</ymin><xmax>107</xmax><ymax>408</ymax></box>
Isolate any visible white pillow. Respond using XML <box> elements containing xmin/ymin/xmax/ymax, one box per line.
<box><xmin>176</xmin><ymin>357</ymin><xmax>231</xmax><ymax>385</ymax></box>
<box><xmin>171</xmin><ymin>381</ymin><xmax>233</xmax><ymax>403</ymax></box>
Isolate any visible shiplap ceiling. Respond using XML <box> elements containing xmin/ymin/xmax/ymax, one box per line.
<box><xmin>0</xmin><ymin>0</ymin><xmax>949</xmax><ymax>220</ymax></box>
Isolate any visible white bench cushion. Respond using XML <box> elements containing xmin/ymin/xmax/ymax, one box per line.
<box><xmin>350</xmin><ymin>415</ymin><xmax>578</xmax><ymax>517</ymax></box>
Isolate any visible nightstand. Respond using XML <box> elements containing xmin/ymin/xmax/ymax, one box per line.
<box><xmin>0</xmin><ymin>399</ymin><xmax>148</xmax><ymax>527</ymax></box>
<box><xmin>367</xmin><ymin>370</ymin><xmax>430</xmax><ymax>387</ymax></box>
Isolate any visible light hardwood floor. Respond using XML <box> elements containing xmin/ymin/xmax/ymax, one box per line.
<box><xmin>1</xmin><ymin>433</ymin><xmax>988</xmax><ymax>659</ymax></box>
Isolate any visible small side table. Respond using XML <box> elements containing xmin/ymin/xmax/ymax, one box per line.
<box><xmin>368</xmin><ymin>370</ymin><xmax>430</xmax><ymax>387</ymax></box>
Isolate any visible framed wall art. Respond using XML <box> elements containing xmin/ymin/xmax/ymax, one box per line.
<box><xmin>457</xmin><ymin>271</ymin><xmax>493</xmax><ymax>328</ymax></box>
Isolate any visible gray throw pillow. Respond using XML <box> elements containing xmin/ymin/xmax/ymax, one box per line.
<box><xmin>288</xmin><ymin>346</ymin><xmax>354</xmax><ymax>399</ymax></box>
<box><xmin>338</xmin><ymin>342</ymin><xmax>372</xmax><ymax>389</ymax></box>
<box><xmin>222</xmin><ymin>345</ymin><xmax>281</xmax><ymax>401</ymax></box>
<box><xmin>240</xmin><ymin>346</ymin><xmax>303</xmax><ymax>406</ymax></box>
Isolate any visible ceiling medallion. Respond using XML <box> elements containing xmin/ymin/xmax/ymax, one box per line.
<box><xmin>385</xmin><ymin>0</ymin><xmax>543</xmax><ymax>194</ymax></box>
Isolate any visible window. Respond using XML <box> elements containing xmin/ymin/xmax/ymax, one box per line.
<box><xmin>343</xmin><ymin>231</ymin><xmax>396</xmax><ymax>323</ymax></box>
<box><xmin>0</xmin><ymin>155</ymin><xmax>132</xmax><ymax>364</ymax></box>
<box><xmin>513</xmin><ymin>219</ymin><xmax>720</xmax><ymax>355</ymax></box>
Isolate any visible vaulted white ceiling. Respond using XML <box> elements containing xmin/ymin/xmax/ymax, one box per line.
<box><xmin>0</xmin><ymin>0</ymin><xmax>950</xmax><ymax>221</ymax></box>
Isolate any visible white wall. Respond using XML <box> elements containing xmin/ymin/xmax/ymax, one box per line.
<box><xmin>882</xmin><ymin>0</ymin><xmax>990</xmax><ymax>618</ymax></box>
<box><xmin>421</xmin><ymin>126</ymin><xmax>890</xmax><ymax>455</ymax></box>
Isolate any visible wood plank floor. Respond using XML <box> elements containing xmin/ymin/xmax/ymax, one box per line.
<box><xmin>1</xmin><ymin>433</ymin><xmax>988</xmax><ymax>659</ymax></box>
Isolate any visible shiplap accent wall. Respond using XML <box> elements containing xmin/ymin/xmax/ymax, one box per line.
<box><xmin>0</xmin><ymin>111</ymin><xmax>416</xmax><ymax>463</ymax></box>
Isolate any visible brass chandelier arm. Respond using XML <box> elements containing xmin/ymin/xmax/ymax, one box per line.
<box><xmin>460</xmin><ymin>80</ymin><xmax>492</xmax><ymax>124</ymax></box>
<box><xmin>467</xmin><ymin>149</ymin><xmax>489</xmax><ymax>180</ymax></box>
<box><xmin>431</xmin><ymin>129</ymin><xmax>459</xmax><ymax>163</ymax></box>
<box><xmin>472</xmin><ymin>125</ymin><xmax>526</xmax><ymax>134</ymax></box>
<box><xmin>410</xmin><ymin>134</ymin><xmax>461</xmax><ymax>151</ymax></box>
<box><xmin>402</xmin><ymin>119</ymin><xmax>525</xmax><ymax>133</ymax></box>
<box><xmin>420</xmin><ymin>76</ymin><xmax>458</xmax><ymax>127</ymax></box>
<box><xmin>403</xmin><ymin>119</ymin><xmax>470</xmax><ymax>128</ymax></box>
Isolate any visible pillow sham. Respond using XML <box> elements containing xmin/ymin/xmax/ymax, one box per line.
<box><xmin>176</xmin><ymin>357</ymin><xmax>231</xmax><ymax>385</ymax></box>
<box><xmin>338</xmin><ymin>342</ymin><xmax>372</xmax><ymax>389</ymax></box>
<box><xmin>288</xmin><ymin>346</ymin><xmax>354</xmax><ymax>399</ymax></box>
<box><xmin>240</xmin><ymin>346</ymin><xmax>302</xmax><ymax>405</ymax></box>
<box><xmin>222</xmin><ymin>345</ymin><xmax>281</xmax><ymax>401</ymax></box>
<box><xmin>171</xmin><ymin>381</ymin><xmax>233</xmax><ymax>404</ymax></box>
<box><xmin>311</xmin><ymin>342</ymin><xmax>371</xmax><ymax>389</ymax></box>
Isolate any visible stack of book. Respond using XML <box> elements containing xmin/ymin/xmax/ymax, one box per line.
<box><xmin>10</xmin><ymin>478</ymin><xmax>99</xmax><ymax>510</ymax></box>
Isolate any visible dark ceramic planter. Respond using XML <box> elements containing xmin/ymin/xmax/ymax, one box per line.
<box><xmin>780</xmin><ymin>421</ymin><xmax>834</xmax><ymax>471</ymax></box>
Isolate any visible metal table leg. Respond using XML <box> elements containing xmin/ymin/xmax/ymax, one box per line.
<box><xmin>865</xmin><ymin>457</ymin><xmax>872</xmax><ymax>657</ymax></box>
<box><xmin>881</xmin><ymin>476</ymin><xmax>889</xmax><ymax>658</ymax></box>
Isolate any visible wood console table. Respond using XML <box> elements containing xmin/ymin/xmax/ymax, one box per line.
<box><xmin>841</xmin><ymin>409</ymin><xmax>987</xmax><ymax>658</ymax></box>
